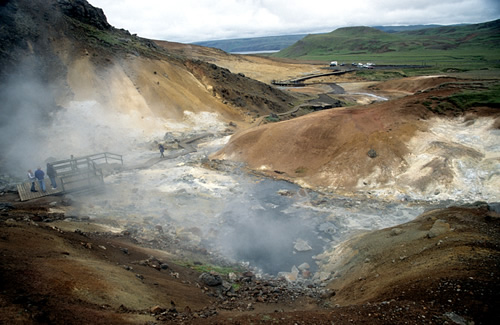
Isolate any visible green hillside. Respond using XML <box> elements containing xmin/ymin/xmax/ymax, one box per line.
<box><xmin>193</xmin><ymin>34</ymin><xmax>307</xmax><ymax>53</ymax></box>
<box><xmin>273</xmin><ymin>20</ymin><xmax>500</xmax><ymax>69</ymax></box>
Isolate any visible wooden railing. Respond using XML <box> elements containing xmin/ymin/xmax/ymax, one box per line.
<box><xmin>48</xmin><ymin>153</ymin><xmax>123</xmax><ymax>193</ymax></box>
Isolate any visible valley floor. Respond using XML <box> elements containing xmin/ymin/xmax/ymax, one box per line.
<box><xmin>0</xmin><ymin>192</ymin><xmax>499</xmax><ymax>324</ymax></box>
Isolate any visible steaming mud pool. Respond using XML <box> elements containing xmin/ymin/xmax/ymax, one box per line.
<box><xmin>68</xmin><ymin>131</ymin><xmax>433</xmax><ymax>282</ymax></box>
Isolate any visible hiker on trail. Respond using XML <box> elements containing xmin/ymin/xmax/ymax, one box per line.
<box><xmin>159</xmin><ymin>144</ymin><xmax>165</xmax><ymax>158</ymax></box>
<box><xmin>34</xmin><ymin>167</ymin><xmax>46</xmax><ymax>192</ymax></box>
<box><xmin>27</xmin><ymin>169</ymin><xmax>37</xmax><ymax>192</ymax></box>
<box><xmin>47</xmin><ymin>163</ymin><xmax>57</xmax><ymax>189</ymax></box>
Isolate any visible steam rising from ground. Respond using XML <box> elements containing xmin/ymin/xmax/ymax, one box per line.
<box><xmin>68</xmin><ymin>128</ymin><xmax>424</xmax><ymax>275</ymax></box>
<box><xmin>0</xmin><ymin>84</ymin><xmax>226</xmax><ymax>178</ymax></box>
<box><xmin>0</xmin><ymin>70</ymin><xmax>56</xmax><ymax>175</ymax></box>
<box><xmin>2</xmin><ymin>72</ymin><xmax>497</xmax><ymax>275</ymax></box>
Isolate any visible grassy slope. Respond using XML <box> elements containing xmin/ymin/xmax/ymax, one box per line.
<box><xmin>273</xmin><ymin>20</ymin><xmax>500</xmax><ymax>69</ymax></box>
<box><xmin>192</xmin><ymin>34</ymin><xmax>308</xmax><ymax>53</ymax></box>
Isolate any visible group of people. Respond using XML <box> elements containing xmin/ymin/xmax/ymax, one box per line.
<box><xmin>27</xmin><ymin>164</ymin><xmax>57</xmax><ymax>193</ymax></box>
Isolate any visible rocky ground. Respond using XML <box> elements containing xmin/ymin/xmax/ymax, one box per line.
<box><xmin>1</xmin><ymin>186</ymin><xmax>499</xmax><ymax>324</ymax></box>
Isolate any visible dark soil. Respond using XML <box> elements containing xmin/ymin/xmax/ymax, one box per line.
<box><xmin>1</xmin><ymin>192</ymin><xmax>499</xmax><ymax>324</ymax></box>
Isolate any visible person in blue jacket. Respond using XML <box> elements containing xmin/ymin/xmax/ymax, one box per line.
<box><xmin>34</xmin><ymin>167</ymin><xmax>46</xmax><ymax>192</ymax></box>
<box><xmin>159</xmin><ymin>144</ymin><xmax>165</xmax><ymax>158</ymax></box>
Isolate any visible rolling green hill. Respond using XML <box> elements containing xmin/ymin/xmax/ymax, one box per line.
<box><xmin>273</xmin><ymin>20</ymin><xmax>500</xmax><ymax>69</ymax></box>
<box><xmin>193</xmin><ymin>34</ymin><xmax>307</xmax><ymax>53</ymax></box>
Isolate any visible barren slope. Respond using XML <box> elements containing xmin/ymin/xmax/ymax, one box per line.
<box><xmin>212</xmin><ymin>77</ymin><xmax>500</xmax><ymax>200</ymax></box>
<box><xmin>154</xmin><ymin>41</ymin><xmax>324</xmax><ymax>84</ymax></box>
<box><xmin>1</xmin><ymin>0</ymin><xmax>297</xmax><ymax>126</ymax></box>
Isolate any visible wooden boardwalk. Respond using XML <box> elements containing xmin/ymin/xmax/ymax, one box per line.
<box><xmin>127</xmin><ymin>133</ymin><xmax>212</xmax><ymax>170</ymax></box>
<box><xmin>16</xmin><ymin>138</ymin><xmax>210</xmax><ymax>201</ymax></box>
<box><xmin>272</xmin><ymin>69</ymin><xmax>354</xmax><ymax>86</ymax></box>
<box><xmin>17</xmin><ymin>178</ymin><xmax>64</xmax><ymax>201</ymax></box>
<box><xmin>17</xmin><ymin>152</ymin><xmax>123</xmax><ymax>202</ymax></box>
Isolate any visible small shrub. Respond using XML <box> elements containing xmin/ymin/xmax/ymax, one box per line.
<box><xmin>265</xmin><ymin>115</ymin><xmax>280</xmax><ymax>123</ymax></box>
<box><xmin>422</xmin><ymin>101</ymin><xmax>433</xmax><ymax>108</ymax></box>
<box><xmin>295</xmin><ymin>166</ymin><xmax>307</xmax><ymax>174</ymax></box>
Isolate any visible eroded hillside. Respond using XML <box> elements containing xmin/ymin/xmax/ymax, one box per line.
<box><xmin>212</xmin><ymin>77</ymin><xmax>500</xmax><ymax>201</ymax></box>
<box><xmin>0</xmin><ymin>0</ymin><xmax>296</xmax><ymax>123</ymax></box>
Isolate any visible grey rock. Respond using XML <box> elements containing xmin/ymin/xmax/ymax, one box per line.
<box><xmin>443</xmin><ymin>312</ymin><xmax>467</xmax><ymax>325</ymax></box>
<box><xmin>294</xmin><ymin>238</ymin><xmax>312</xmax><ymax>252</ymax></box>
<box><xmin>367</xmin><ymin>149</ymin><xmax>378</xmax><ymax>158</ymax></box>
<box><xmin>298</xmin><ymin>262</ymin><xmax>310</xmax><ymax>271</ymax></box>
<box><xmin>391</xmin><ymin>228</ymin><xmax>403</xmax><ymax>236</ymax></box>
<box><xmin>199</xmin><ymin>272</ymin><xmax>223</xmax><ymax>286</ymax></box>
<box><xmin>427</xmin><ymin>219</ymin><xmax>450</xmax><ymax>238</ymax></box>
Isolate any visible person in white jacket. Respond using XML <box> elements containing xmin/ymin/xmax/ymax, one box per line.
<box><xmin>27</xmin><ymin>169</ymin><xmax>37</xmax><ymax>192</ymax></box>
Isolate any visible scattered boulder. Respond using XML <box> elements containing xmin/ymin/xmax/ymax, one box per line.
<box><xmin>427</xmin><ymin>219</ymin><xmax>450</xmax><ymax>238</ymax></box>
<box><xmin>315</xmin><ymin>271</ymin><xmax>331</xmax><ymax>282</ymax></box>
<box><xmin>294</xmin><ymin>238</ymin><xmax>312</xmax><ymax>252</ymax></box>
<box><xmin>61</xmin><ymin>195</ymin><xmax>74</xmax><ymax>206</ymax></box>
<box><xmin>58</xmin><ymin>0</ymin><xmax>111</xmax><ymax>30</ymax></box>
<box><xmin>199</xmin><ymin>272</ymin><xmax>222</xmax><ymax>286</ymax></box>
<box><xmin>367</xmin><ymin>149</ymin><xmax>378</xmax><ymax>158</ymax></box>
<box><xmin>298</xmin><ymin>262</ymin><xmax>310</xmax><ymax>271</ymax></box>
<box><xmin>391</xmin><ymin>227</ymin><xmax>404</xmax><ymax>236</ymax></box>
<box><xmin>278</xmin><ymin>265</ymin><xmax>300</xmax><ymax>283</ymax></box>
<box><xmin>443</xmin><ymin>312</ymin><xmax>467</xmax><ymax>325</ymax></box>
<box><xmin>0</xmin><ymin>202</ymin><xmax>14</xmax><ymax>212</ymax></box>
<box><xmin>150</xmin><ymin>305</ymin><xmax>166</xmax><ymax>315</ymax></box>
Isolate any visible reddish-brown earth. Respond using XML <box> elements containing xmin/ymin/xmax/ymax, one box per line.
<box><xmin>1</xmin><ymin>193</ymin><xmax>499</xmax><ymax>324</ymax></box>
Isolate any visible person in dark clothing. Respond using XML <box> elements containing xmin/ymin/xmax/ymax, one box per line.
<box><xmin>27</xmin><ymin>169</ymin><xmax>37</xmax><ymax>192</ymax></box>
<box><xmin>159</xmin><ymin>144</ymin><xmax>165</xmax><ymax>158</ymax></box>
<box><xmin>34</xmin><ymin>167</ymin><xmax>46</xmax><ymax>192</ymax></box>
<box><xmin>47</xmin><ymin>163</ymin><xmax>57</xmax><ymax>189</ymax></box>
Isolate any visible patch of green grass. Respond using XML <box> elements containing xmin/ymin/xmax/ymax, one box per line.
<box><xmin>423</xmin><ymin>83</ymin><xmax>500</xmax><ymax>114</ymax></box>
<box><xmin>265</xmin><ymin>115</ymin><xmax>280</xmax><ymax>123</ymax></box>
<box><xmin>261</xmin><ymin>315</ymin><xmax>274</xmax><ymax>321</ymax></box>
<box><xmin>67</xmin><ymin>17</ymin><xmax>163</xmax><ymax>58</ymax></box>
<box><xmin>173</xmin><ymin>260</ymin><xmax>242</xmax><ymax>275</ymax></box>
<box><xmin>295</xmin><ymin>166</ymin><xmax>307</xmax><ymax>174</ymax></box>
<box><xmin>355</xmin><ymin>70</ymin><xmax>407</xmax><ymax>81</ymax></box>
<box><xmin>447</xmin><ymin>85</ymin><xmax>500</xmax><ymax>109</ymax></box>
<box><xmin>422</xmin><ymin>101</ymin><xmax>432</xmax><ymax>108</ymax></box>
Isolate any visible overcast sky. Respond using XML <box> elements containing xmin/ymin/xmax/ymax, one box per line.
<box><xmin>87</xmin><ymin>0</ymin><xmax>500</xmax><ymax>43</ymax></box>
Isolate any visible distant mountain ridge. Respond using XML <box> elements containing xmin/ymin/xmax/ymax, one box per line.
<box><xmin>193</xmin><ymin>34</ymin><xmax>308</xmax><ymax>53</ymax></box>
<box><xmin>273</xmin><ymin>19</ymin><xmax>500</xmax><ymax>63</ymax></box>
<box><xmin>192</xmin><ymin>23</ymin><xmax>469</xmax><ymax>53</ymax></box>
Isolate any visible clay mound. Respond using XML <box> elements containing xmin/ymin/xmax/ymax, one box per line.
<box><xmin>212</xmin><ymin>79</ymin><xmax>500</xmax><ymax>199</ymax></box>
<box><xmin>322</xmin><ymin>204</ymin><xmax>500</xmax><ymax>325</ymax></box>
<box><xmin>212</xmin><ymin>92</ymin><xmax>429</xmax><ymax>192</ymax></box>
